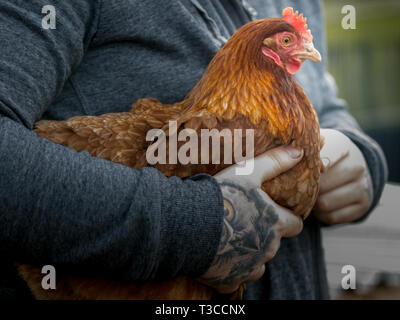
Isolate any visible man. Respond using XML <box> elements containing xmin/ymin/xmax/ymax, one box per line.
<box><xmin>0</xmin><ymin>0</ymin><xmax>387</xmax><ymax>299</ymax></box>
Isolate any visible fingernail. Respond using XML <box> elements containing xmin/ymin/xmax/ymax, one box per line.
<box><xmin>322</xmin><ymin>157</ymin><xmax>330</xmax><ymax>168</ymax></box>
<box><xmin>285</xmin><ymin>146</ymin><xmax>303</xmax><ymax>159</ymax></box>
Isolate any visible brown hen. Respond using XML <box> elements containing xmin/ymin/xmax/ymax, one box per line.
<box><xmin>18</xmin><ymin>8</ymin><xmax>323</xmax><ymax>300</ymax></box>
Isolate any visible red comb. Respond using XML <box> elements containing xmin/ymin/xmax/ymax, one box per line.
<box><xmin>282</xmin><ymin>7</ymin><xmax>313</xmax><ymax>42</ymax></box>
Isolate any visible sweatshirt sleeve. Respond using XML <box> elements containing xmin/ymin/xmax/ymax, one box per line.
<box><xmin>0</xmin><ymin>0</ymin><xmax>224</xmax><ymax>281</ymax></box>
<box><xmin>318</xmin><ymin>71</ymin><xmax>388</xmax><ymax>222</ymax></box>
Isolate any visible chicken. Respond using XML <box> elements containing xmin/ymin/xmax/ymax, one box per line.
<box><xmin>18</xmin><ymin>8</ymin><xmax>323</xmax><ymax>300</ymax></box>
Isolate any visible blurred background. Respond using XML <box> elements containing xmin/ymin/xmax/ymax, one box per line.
<box><xmin>322</xmin><ymin>0</ymin><xmax>400</xmax><ymax>300</ymax></box>
<box><xmin>324</xmin><ymin>0</ymin><xmax>400</xmax><ymax>181</ymax></box>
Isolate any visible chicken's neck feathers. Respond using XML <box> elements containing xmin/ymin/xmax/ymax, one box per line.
<box><xmin>185</xmin><ymin>51</ymin><xmax>305</xmax><ymax>143</ymax></box>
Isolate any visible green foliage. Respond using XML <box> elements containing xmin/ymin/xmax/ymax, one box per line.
<box><xmin>324</xmin><ymin>0</ymin><xmax>400</xmax><ymax>129</ymax></box>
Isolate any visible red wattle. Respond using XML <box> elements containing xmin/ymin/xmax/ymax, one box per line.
<box><xmin>285</xmin><ymin>59</ymin><xmax>302</xmax><ymax>75</ymax></box>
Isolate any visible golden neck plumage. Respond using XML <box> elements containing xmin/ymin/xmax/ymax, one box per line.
<box><xmin>186</xmin><ymin>42</ymin><xmax>301</xmax><ymax>141</ymax></box>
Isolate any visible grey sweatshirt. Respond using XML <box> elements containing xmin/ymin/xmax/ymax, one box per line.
<box><xmin>0</xmin><ymin>0</ymin><xmax>387</xmax><ymax>300</ymax></box>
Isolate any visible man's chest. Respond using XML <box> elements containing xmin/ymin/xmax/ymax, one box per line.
<box><xmin>46</xmin><ymin>0</ymin><xmax>246</xmax><ymax>120</ymax></box>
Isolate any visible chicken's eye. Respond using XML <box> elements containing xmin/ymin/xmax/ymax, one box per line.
<box><xmin>281</xmin><ymin>36</ymin><xmax>291</xmax><ymax>46</ymax></box>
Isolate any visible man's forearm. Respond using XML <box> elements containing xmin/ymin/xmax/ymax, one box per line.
<box><xmin>0</xmin><ymin>115</ymin><xmax>224</xmax><ymax>280</ymax></box>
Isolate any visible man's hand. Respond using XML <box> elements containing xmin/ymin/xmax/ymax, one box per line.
<box><xmin>314</xmin><ymin>129</ymin><xmax>373</xmax><ymax>225</ymax></box>
<box><xmin>198</xmin><ymin>145</ymin><xmax>304</xmax><ymax>294</ymax></box>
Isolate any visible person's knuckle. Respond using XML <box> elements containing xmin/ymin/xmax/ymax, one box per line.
<box><xmin>317</xmin><ymin>197</ymin><xmax>330</xmax><ymax>212</ymax></box>
<box><xmin>274</xmin><ymin>222</ymin><xmax>283</xmax><ymax>237</ymax></box>
<box><xmin>356</xmin><ymin>180</ymin><xmax>366</xmax><ymax>195</ymax></box>
<box><xmin>277</xmin><ymin>209</ymin><xmax>303</xmax><ymax>236</ymax></box>
<box><xmin>361</xmin><ymin>177</ymin><xmax>370</xmax><ymax>195</ymax></box>
<box><xmin>275</xmin><ymin>212</ymin><xmax>287</xmax><ymax>235</ymax></box>
<box><xmin>265</xmin><ymin>239</ymin><xmax>280</xmax><ymax>261</ymax></box>
<box><xmin>265</xmin><ymin>248</ymin><xmax>277</xmax><ymax>261</ymax></box>
<box><xmin>294</xmin><ymin>217</ymin><xmax>304</xmax><ymax>234</ymax></box>
<box><xmin>359</xmin><ymin>199</ymin><xmax>370</xmax><ymax>212</ymax></box>
<box><xmin>353</xmin><ymin>164</ymin><xmax>365</xmax><ymax>176</ymax></box>
<box><xmin>248</xmin><ymin>265</ymin><xmax>265</xmax><ymax>281</ymax></box>
<box><xmin>325</xmin><ymin>213</ymin><xmax>337</xmax><ymax>225</ymax></box>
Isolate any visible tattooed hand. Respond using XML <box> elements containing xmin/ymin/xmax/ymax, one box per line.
<box><xmin>199</xmin><ymin>146</ymin><xmax>304</xmax><ymax>294</ymax></box>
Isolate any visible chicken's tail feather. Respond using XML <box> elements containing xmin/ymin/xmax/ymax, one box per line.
<box><xmin>34</xmin><ymin>120</ymin><xmax>76</xmax><ymax>146</ymax></box>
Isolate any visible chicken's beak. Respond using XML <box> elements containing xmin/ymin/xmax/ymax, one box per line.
<box><xmin>296</xmin><ymin>41</ymin><xmax>322</xmax><ymax>63</ymax></box>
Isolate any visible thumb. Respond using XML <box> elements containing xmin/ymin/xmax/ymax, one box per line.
<box><xmin>249</xmin><ymin>145</ymin><xmax>304</xmax><ymax>187</ymax></box>
<box><xmin>320</xmin><ymin>129</ymin><xmax>350</xmax><ymax>171</ymax></box>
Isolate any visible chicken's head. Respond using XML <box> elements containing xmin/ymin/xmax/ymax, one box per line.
<box><xmin>260</xmin><ymin>8</ymin><xmax>321</xmax><ymax>75</ymax></box>
<box><xmin>190</xmin><ymin>7</ymin><xmax>323</xmax><ymax>106</ymax></box>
